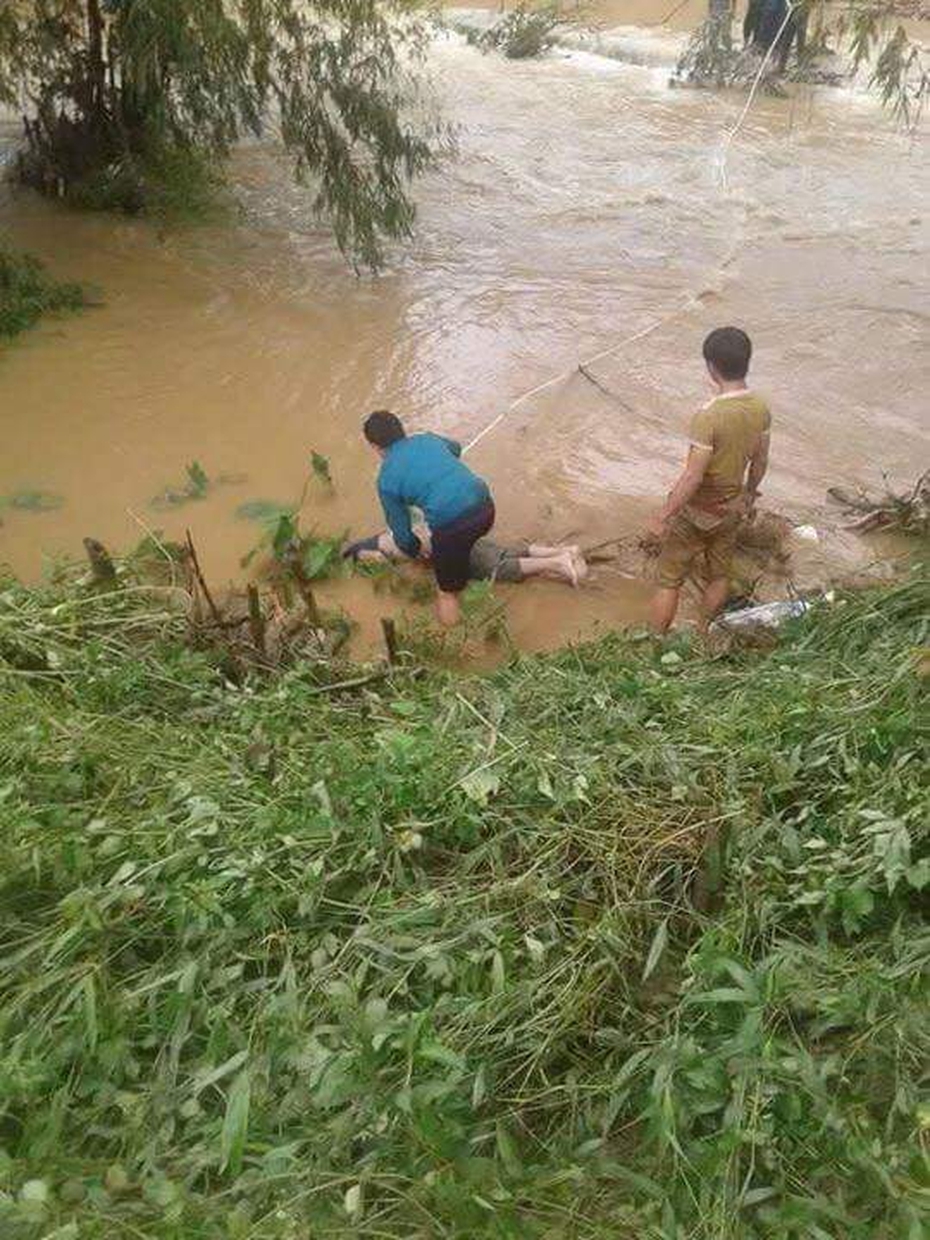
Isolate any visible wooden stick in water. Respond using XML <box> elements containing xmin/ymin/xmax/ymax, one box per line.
<box><xmin>247</xmin><ymin>584</ymin><xmax>266</xmax><ymax>656</ymax></box>
<box><xmin>185</xmin><ymin>529</ymin><xmax>223</xmax><ymax>626</ymax></box>
<box><xmin>381</xmin><ymin>617</ymin><xmax>399</xmax><ymax>665</ymax></box>
<box><xmin>83</xmin><ymin>537</ymin><xmax>117</xmax><ymax>588</ymax></box>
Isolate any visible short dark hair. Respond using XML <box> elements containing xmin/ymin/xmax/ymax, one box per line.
<box><xmin>702</xmin><ymin>327</ymin><xmax>752</xmax><ymax>381</ymax></box>
<box><xmin>363</xmin><ymin>410</ymin><xmax>406</xmax><ymax>448</ymax></box>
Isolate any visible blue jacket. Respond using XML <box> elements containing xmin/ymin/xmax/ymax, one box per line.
<box><xmin>377</xmin><ymin>433</ymin><xmax>491</xmax><ymax>557</ymax></box>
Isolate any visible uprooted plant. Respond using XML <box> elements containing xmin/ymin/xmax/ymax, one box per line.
<box><xmin>828</xmin><ymin>469</ymin><xmax>930</xmax><ymax>535</ymax></box>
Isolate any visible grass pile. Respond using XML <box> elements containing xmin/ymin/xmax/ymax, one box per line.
<box><xmin>0</xmin><ymin>569</ymin><xmax>927</xmax><ymax>1238</ymax></box>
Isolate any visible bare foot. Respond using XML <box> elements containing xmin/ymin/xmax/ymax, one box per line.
<box><xmin>559</xmin><ymin>551</ymin><xmax>583</xmax><ymax>587</ymax></box>
<box><xmin>570</xmin><ymin>551</ymin><xmax>589</xmax><ymax>584</ymax></box>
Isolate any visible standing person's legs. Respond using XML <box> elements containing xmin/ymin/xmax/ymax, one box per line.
<box><xmin>701</xmin><ymin>516</ymin><xmax>740</xmax><ymax>629</ymax></box>
<box><xmin>651</xmin><ymin>515</ymin><xmax>701</xmax><ymax>633</ymax></box>
<box><xmin>431</xmin><ymin>502</ymin><xmax>496</xmax><ymax>626</ymax></box>
<box><xmin>650</xmin><ymin>586</ymin><xmax>682</xmax><ymax>633</ymax></box>
<box><xmin>436</xmin><ymin>591</ymin><xmax>462</xmax><ymax>627</ymax></box>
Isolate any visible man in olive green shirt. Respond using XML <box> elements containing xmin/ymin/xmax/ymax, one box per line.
<box><xmin>649</xmin><ymin>326</ymin><xmax>771</xmax><ymax>632</ymax></box>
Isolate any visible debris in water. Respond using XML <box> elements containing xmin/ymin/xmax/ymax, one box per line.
<box><xmin>827</xmin><ymin>471</ymin><xmax>930</xmax><ymax>536</ymax></box>
<box><xmin>790</xmin><ymin>524</ymin><xmax>819</xmax><ymax>543</ymax></box>
<box><xmin>712</xmin><ymin>598</ymin><xmax>810</xmax><ymax>633</ymax></box>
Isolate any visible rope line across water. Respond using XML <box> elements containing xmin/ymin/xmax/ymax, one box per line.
<box><xmin>462</xmin><ymin>294</ymin><xmax>699</xmax><ymax>455</ymax></box>
<box><xmin>463</xmin><ymin>11</ymin><xmax>793</xmax><ymax>457</ymax></box>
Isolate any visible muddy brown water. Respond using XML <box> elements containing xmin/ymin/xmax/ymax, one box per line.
<box><xmin>1</xmin><ymin>15</ymin><xmax>927</xmax><ymax>655</ymax></box>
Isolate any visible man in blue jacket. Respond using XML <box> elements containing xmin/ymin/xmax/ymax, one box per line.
<box><xmin>363</xmin><ymin>410</ymin><xmax>495</xmax><ymax>627</ymax></box>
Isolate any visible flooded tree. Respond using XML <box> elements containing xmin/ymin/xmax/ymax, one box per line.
<box><xmin>0</xmin><ymin>0</ymin><xmax>437</xmax><ymax>267</ymax></box>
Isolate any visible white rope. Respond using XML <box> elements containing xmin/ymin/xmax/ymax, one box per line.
<box><xmin>462</xmin><ymin>294</ymin><xmax>698</xmax><ymax>455</ymax></box>
<box><xmin>715</xmin><ymin>0</ymin><xmax>797</xmax><ymax>190</ymax></box>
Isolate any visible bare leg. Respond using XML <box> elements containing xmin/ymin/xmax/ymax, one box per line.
<box><xmin>516</xmin><ymin>552</ymin><xmax>582</xmax><ymax>586</ymax></box>
<box><xmin>699</xmin><ymin>577</ymin><xmax>730</xmax><ymax>631</ymax></box>
<box><xmin>527</xmin><ymin>543</ymin><xmax>581</xmax><ymax>559</ymax></box>
<box><xmin>650</xmin><ymin>586</ymin><xmax>680</xmax><ymax>633</ymax></box>
<box><xmin>436</xmin><ymin>590</ymin><xmax>462</xmax><ymax>627</ymax></box>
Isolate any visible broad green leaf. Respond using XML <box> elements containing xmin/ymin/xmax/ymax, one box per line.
<box><xmin>219</xmin><ymin>1070</ymin><xmax>251</xmax><ymax>1176</ymax></box>
<box><xmin>472</xmin><ymin>1064</ymin><xmax>487</xmax><ymax>1109</ymax></box>
<box><xmin>491</xmin><ymin>950</ymin><xmax>506</xmax><ymax>993</ymax></box>
<box><xmin>20</xmin><ymin>1179</ymin><xmax>49</xmax><ymax>1204</ymax></box>
<box><xmin>82</xmin><ymin>973</ymin><xmax>98</xmax><ymax>1050</ymax></box>
<box><xmin>302</xmin><ymin>537</ymin><xmax>340</xmax><ymax>580</ymax></box>
<box><xmin>272</xmin><ymin>512</ymin><xmax>298</xmax><ymax>558</ymax></box>
<box><xmin>186</xmin><ymin>461</ymin><xmax>209</xmax><ymax>497</ymax></box>
<box><xmin>495</xmin><ymin>1120</ymin><xmax>522</xmax><ymax>1177</ymax></box>
<box><xmin>641</xmin><ymin>917</ymin><xmax>668</xmax><ymax>983</ymax></box>
<box><xmin>311</xmin><ymin>451</ymin><xmax>333</xmax><ymax>485</ymax></box>
<box><xmin>193</xmin><ymin>1049</ymin><xmax>248</xmax><ymax>1097</ymax></box>
<box><xmin>0</xmin><ymin>489</ymin><xmax>63</xmax><ymax>513</ymax></box>
<box><xmin>687</xmin><ymin>987</ymin><xmax>756</xmax><ymax>1006</ymax></box>
<box><xmin>460</xmin><ymin>767</ymin><xmax>501</xmax><ymax>805</ymax></box>
<box><xmin>235</xmin><ymin>499</ymin><xmax>293</xmax><ymax>526</ymax></box>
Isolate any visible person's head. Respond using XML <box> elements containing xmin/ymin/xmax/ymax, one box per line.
<box><xmin>363</xmin><ymin>410</ymin><xmax>406</xmax><ymax>454</ymax></box>
<box><xmin>702</xmin><ymin>326</ymin><xmax>752</xmax><ymax>388</ymax></box>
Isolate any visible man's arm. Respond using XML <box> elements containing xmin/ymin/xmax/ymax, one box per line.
<box><xmin>746</xmin><ymin>432</ymin><xmax>770</xmax><ymax>508</ymax></box>
<box><xmin>744</xmin><ymin>0</ymin><xmax>760</xmax><ymax>44</ymax></box>
<box><xmin>653</xmin><ymin>447</ymin><xmax>713</xmax><ymax>531</ymax></box>
<box><xmin>378</xmin><ymin>485</ymin><xmax>421</xmax><ymax>558</ymax></box>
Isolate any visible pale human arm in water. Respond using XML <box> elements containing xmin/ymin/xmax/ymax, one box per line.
<box><xmin>646</xmin><ymin>446</ymin><xmax>712</xmax><ymax>540</ymax></box>
<box><xmin>355</xmin><ymin>526</ymin><xmax>432</xmax><ymax>562</ymax></box>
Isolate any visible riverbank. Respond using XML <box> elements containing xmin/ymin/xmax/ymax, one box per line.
<box><xmin>0</xmin><ymin>569</ymin><xmax>927</xmax><ymax>1238</ymax></box>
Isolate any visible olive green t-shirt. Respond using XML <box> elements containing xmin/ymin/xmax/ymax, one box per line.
<box><xmin>688</xmin><ymin>391</ymin><xmax>771</xmax><ymax>508</ymax></box>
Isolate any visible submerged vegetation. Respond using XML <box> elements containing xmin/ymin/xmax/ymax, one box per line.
<box><xmin>0</xmin><ymin>247</ymin><xmax>84</xmax><ymax>341</ymax></box>
<box><xmin>0</xmin><ymin>565</ymin><xmax>927</xmax><ymax>1238</ymax></box>
<box><xmin>473</xmin><ymin>7</ymin><xmax>561</xmax><ymax>60</ymax></box>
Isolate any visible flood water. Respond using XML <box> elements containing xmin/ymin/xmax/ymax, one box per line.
<box><xmin>1</xmin><ymin>9</ymin><xmax>928</xmax><ymax>653</ymax></box>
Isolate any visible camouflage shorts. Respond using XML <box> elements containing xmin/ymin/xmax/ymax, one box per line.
<box><xmin>469</xmin><ymin>538</ymin><xmax>530</xmax><ymax>583</ymax></box>
<box><xmin>656</xmin><ymin>510</ymin><xmax>741</xmax><ymax>589</ymax></box>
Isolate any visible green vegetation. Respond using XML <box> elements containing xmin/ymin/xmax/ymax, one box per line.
<box><xmin>237</xmin><ymin>503</ymin><xmax>344</xmax><ymax>581</ymax></box>
<box><xmin>0</xmin><ymin>1</ymin><xmax>437</xmax><ymax>266</ymax></box>
<box><xmin>0</xmin><ymin>491</ymin><xmax>63</xmax><ymax>516</ymax></box>
<box><xmin>0</xmin><ymin>570</ymin><xmax>927</xmax><ymax>1238</ymax></box>
<box><xmin>310</xmin><ymin>452</ymin><xmax>334</xmax><ymax>490</ymax></box>
<box><xmin>473</xmin><ymin>7</ymin><xmax>561</xmax><ymax>60</ymax></box>
<box><xmin>151</xmin><ymin>462</ymin><xmax>211</xmax><ymax>510</ymax></box>
<box><xmin>0</xmin><ymin>248</ymin><xmax>84</xmax><ymax>341</ymax></box>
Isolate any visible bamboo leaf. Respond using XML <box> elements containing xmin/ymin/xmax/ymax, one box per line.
<box><xmin>641</xmin><ymin>917</ymin><xmax>669</xmax><ymax>983</ymax></box>
<box><xmin>219</xmin><ymin>1070</ymin><xmax>251</xmax><ymax>1176</ymax></box>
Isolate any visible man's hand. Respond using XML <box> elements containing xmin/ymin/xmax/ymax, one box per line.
<box><xmin>645</xmin><ymin>513</ymin><xmax>669</xmax><ymax>544</ymax></box>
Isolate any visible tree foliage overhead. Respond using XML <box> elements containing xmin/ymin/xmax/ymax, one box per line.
<box><xmin>0</xmin><ymin>0</ymin><xmax>438</xmax><ymax>266</ymax></box>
